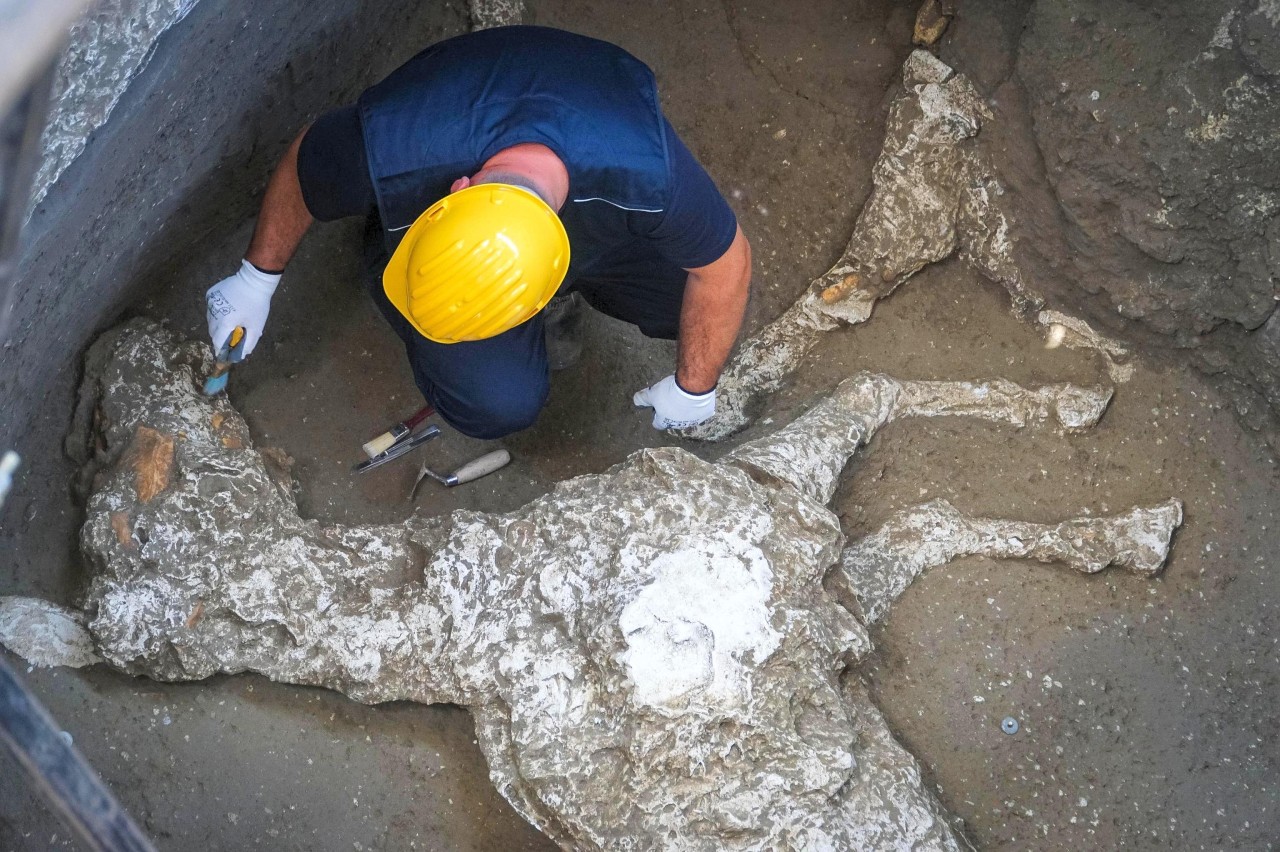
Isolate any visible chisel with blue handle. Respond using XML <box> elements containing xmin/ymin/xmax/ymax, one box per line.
<box><xmin>202</xmin><ymin>326</ymin><xmax>247</xmax><ymax>395</ymax></box>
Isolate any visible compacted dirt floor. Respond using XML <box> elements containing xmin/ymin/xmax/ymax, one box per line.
<box><xmin>3</xmin><ymin>1</ymin><xmax>1278</xmax><ymax>849</ymax></box>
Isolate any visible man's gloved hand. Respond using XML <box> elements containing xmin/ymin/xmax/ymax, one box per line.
<box><xmin>633</xmin><ymin>374</ymin><xmax>716</xmax><ymax>430</ymax></box>
<box><xmin>205</xmin><ymin>260</ymin><xmax>281</xmax><ymax>356</ymax></box>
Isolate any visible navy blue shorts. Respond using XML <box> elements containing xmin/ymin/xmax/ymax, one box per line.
<box><xmin>364</xmin><ymin>220</ymin><xmax>686</xmax><ymax>439</ymax></box>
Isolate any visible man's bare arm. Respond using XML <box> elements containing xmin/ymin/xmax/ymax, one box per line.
<box><xmin>675</xmin><ymin>225</ymin><xmax>752</xmax><ymax>394</ymax></box>
<box><xmin>244</xmin><ymin>126</ymin><xmax>314</xmax><ymax>272</ymax></box>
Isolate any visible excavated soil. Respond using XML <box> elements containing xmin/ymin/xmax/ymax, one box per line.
<box><xmin>3</xmin><ymin>1</ymin><xmax>1277</xmax><ymax>849</ymax></box>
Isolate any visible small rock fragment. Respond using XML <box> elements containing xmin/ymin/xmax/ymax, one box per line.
<box><xmin>913</xmin><ymin>0</ymin><xmax>954</xmax><ymax>47</ymax></box>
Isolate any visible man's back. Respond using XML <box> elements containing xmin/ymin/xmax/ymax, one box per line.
<box><xmin>359</xmin><ymin>25</ymin><xmax>671</xmax><ymax>234</ymax></box>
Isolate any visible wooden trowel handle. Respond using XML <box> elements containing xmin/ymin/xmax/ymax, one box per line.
<box><xmin>448</xmin><ymin>450</ymin><xmax>511</xmax><ymax>486</ymax></box>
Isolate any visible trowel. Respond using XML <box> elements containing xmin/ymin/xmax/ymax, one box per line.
<box><xmin>410</xmin><ymin>449</ymin><xmax>511</xmax><ymax>501</ymax></box>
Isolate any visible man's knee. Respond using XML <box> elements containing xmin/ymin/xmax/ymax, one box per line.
<box><xmin>429</xmin><ymin>374</ymin><xmax>549</xmax><ymax>439</ymax></box>
<box><xmin>403</xmin><ymin>317</ymin><xmax>550</xmax><ymax>440</ymax></box>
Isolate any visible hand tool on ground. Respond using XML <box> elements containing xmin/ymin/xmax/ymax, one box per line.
<box><xmin>202</xmin><ymin>326</ymin><xmax>246</xmax><ymax>395</ymax></box>
<box><xmin>410</xmin><ymin>449</ymin><xmax>512</xmax><ymax>501</ymax></box>
<box><xmin>353</xmin><ymin>425</ymin><xmax>441</xmax><ymax>473</ymax></box>
<box><xmin>361</xmin><ymin>405</ymin><xmax>435</xmax><ymax>458</ymax></box>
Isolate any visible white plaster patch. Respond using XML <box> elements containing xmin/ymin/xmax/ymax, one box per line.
<box><xmin>618</xmin><ymin>540</ymin><xmax>781</xmax><ymax>715</ymax></box>
<box><xmin>0</xmin><ymin>596</ymin><xmax>100</xmax><ymax>668</ymax></box>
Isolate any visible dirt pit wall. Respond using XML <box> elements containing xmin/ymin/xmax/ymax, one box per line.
<box><xmin>941</xmin><ymin>0</ymin><xmax>1280</xmax><ymax>441</ymax></box>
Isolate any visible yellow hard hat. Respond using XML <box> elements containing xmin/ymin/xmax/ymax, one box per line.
<box><xmin>383</xmin><ymin>183</ymin><xmax>570</xmax><ymax>344</ymax></box>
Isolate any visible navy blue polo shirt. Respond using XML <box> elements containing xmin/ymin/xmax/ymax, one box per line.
<box><xmin>296</xmin><ymin>28</ymin><xmax>737</xmax><ymax>276</ymax></box>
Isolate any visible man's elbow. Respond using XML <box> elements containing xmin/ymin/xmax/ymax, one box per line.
<box><xmin>685</xmin><ymin>226</ymin><xmax>752</xmax><ymax>295</ymax></box>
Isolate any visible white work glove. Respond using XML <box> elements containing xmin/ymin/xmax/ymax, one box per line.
<box><xmin>205</xmin><ymin>259</ymin><xmax>281</xmax><ymax>356</ymax></box>
<box><xmin>633</xmin><ymin>374</ymin><xmax>716</xmax><ymax>430</ymax></box>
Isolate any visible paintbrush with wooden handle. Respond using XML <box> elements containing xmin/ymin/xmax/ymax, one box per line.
<box><xmin>361</xmin><ymin>405</ymin><xmax>435</xmax><ymax>458</ymax></box>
